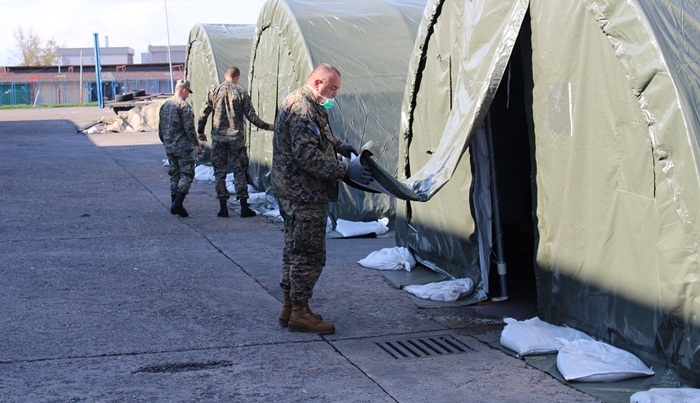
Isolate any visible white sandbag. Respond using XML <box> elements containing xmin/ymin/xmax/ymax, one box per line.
<box><xmin>248</xmin><ymin>192</ymin><xmax>268</xmax><ymax>205</ymax></box>
<box><xmin>556</xmin><ymin>338</ymin><xmax>654</xmax><ymax>382</ymax></box>
<box><xmin>404</xmin><ymin>278</ymin><xmax>474</xmax><ymax>302</ymax></box>
<box><xmin>358</xmin><ymin>247</ymin><xmax>416</xmax><ymax>271</ymax></box>
<box><xmin>500</xmin><ymin>317</ymin><xmax>594</xmax><ymax>356</ymax></box>
<box><xmin>335</xmin><ymin>218</ymin><xmax>389</xmax><ymax>237</ymax></box>
<box><xmin>194</xmin><ymin>165</ymin><xmax>214</xmax><ymax>181</ymax></box>
<box><xmin>630</xmin><ymin>388</ymin><xmax>700</xmax><ymax>403</ymax></box>
<box><xmin>358</xmin><ymin>246</ymin><xmax>415</xmax><ymax>270</ymax></box>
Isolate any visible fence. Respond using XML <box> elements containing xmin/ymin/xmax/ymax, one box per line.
<box><xmin>0</xmin><ymin>69</ymin><xmax>181</xmax><ymax>106</ymax></box>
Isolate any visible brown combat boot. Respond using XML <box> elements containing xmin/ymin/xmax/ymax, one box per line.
<box><xmin>278</xmin><ymin>292</ymin><xmax>293</xmax><ymax>327</ymax></box>
<box><xmin>279</xmin><ymin>293</ymin><xmax>323</xmax><ymax>327</ymax></box>
<box><xmin>288</xmin><ymin>300</ymin><xmax>334</xmax><ymax>335</ymax></box>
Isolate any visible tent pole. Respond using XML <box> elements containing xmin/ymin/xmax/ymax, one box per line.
<box><xmin>486</xmin><ymin>114</ymin><xmax>509</xmax><ymax>301</ymax></box>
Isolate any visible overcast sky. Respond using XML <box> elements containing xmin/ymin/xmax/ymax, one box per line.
<box><xmin>0</xmin><ymin>0</ymin><xmax>267</xmax><ymax>66</ymax></box>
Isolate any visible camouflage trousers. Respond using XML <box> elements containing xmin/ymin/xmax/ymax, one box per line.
<box><xmin>278</xmin><ymin>198</ymin><xmax>328</xmax><ymax>303</ymax></box>
<box><xmin>167</xmin><ymin>151</ymin><xmax>195</xmax><ymax>195</ymax></box>
<box><xmin>211</xmin><ymin>140</ymin><xmax>249</xmax><ymax>200</ymax></box>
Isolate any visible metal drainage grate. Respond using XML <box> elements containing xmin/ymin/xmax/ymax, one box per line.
<box><xmin>132</xmin><ymin>360</ymin><xmax>234</xmax><ymax>374</ymax></box>
<box><xmin>376</xmin><ymin>335</ymin><xmax>475</xmax><ymax>359</ymax></box>
<box><xmin>115</xmin><ymin>148</ymin><xmax>138</xmax><ymax>152</ymax></box>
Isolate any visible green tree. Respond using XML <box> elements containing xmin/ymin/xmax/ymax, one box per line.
<box><xmin>13</xmin><ymin>26</ymin><xmax>60</xmax><ymax>66</ymax></box>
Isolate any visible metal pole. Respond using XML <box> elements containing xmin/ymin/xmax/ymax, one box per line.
<box><xmin>33</xmin><ymin>89</ymin><xmax>40</xmax><ymax>108</ymax></box>
<box><xmin>164</xmin><ymin>0</ymin><xmax>174</xmax><ymax>93</ymax></box>
<box><xmin>486</xmin><ymin>114</ymin><xmax>509</xmax><ymax>302</ymax></box>
<box><xmin>79</xmin><ymin>50</ymin><xmax>83</xmax><ymax>103</ymax></box>
<box><xmin>93</xmin><ymin>33</ymin><xmax>104</xmax><ymax>108</ymax></box>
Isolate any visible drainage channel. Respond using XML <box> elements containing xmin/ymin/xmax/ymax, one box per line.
<box><xmin>376</xmin><ymin>335</ymin><xmax>475</xmax><ymax>359</ymax></box>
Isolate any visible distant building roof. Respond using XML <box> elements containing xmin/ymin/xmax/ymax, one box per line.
<box><xmin>59</xmin><ymin>47</ymin><xmax>135</xmax><ymax>56</ymax></box>
<box><xmin>148</xmin><ymin>45</ymin><xmax>186</xmax><ymax>53</ymax></box>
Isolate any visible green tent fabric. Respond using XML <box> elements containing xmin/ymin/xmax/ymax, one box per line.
<box><xmin>395</xmin><ymin>0</ymin><xmax>700</xmax><ymax>387</ymax></box>
<box><xmin>396</xmin><ymin>0</ymin><xmax>529</xmax><ymax>298</ymax></box>
<box><xmin>247</xmin><ymin>0</ymin><xmax>426</xmax><ymax>222</ymax></box>
<box><xmin>185</xmin><ymin>24</ymin><xmax>255</xmax><ymax>147</ymax></box>
<box><xmin>534</xmin><ymin>0</ymin><xmax>700</xmax><ymax>387</ymax></box>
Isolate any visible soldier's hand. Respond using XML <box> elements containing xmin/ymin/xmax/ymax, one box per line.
<box><xmin>338</xmin><ymin>144</ymin><xmax>358</xmax><ymax>158</ymax></box>
<box><xmin>345</xmin><ymin>160</ymin><xmax>373</xmax><ymax>185</ymax></box>
<box><xmin>196</xmin><ymin>146</ymin><xmax>203</xmax><ymax>155</ymax></box>
<box><xmin>268</xmin><ymin>123</ymin><xmax>275</xmax><ymax>131</ymax></box>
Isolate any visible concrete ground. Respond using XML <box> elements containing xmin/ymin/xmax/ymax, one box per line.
<box><xmin>0</xmin><ymin>107</ymin><xmax>602</xmax><ymax>402</ymax></box>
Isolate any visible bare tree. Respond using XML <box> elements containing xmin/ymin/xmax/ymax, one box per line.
<box><xmin>13</xmin><ymin>26</ymin><xmax>60</xmax><ymax>66</ymax></box>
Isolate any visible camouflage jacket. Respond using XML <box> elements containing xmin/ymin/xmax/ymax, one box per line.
<box><xmin>197</xmin><ymin>81</ymin><xmax>270</xmax><ymax>143</ymax></box>
<box><xmin>271</xmin><ymin>86</ymin><xmax>347</xmax><ymax>203</ymax></box>
<box><xmin>158</xmin><ymin>96</ymin><xmax>198</xmax><ymax>156</ymax></box>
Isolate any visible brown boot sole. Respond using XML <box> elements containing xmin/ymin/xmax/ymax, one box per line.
<box><xmin>280</xmin><ymin>312</ymin><xmax>321</xmax><ymax>328</ymax></box>
<box><xmin>287</xmin><ymin>322</ymin><xmax>335</xmax><ymax>335</ymax></box>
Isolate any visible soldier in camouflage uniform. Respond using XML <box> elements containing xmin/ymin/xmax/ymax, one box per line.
<box><xmin>197</xmin><ymin>66</ymin><xmax>274</xmax><ymax>218</ymax></box>
<box><xmin>272</xmin><ymin>63</ymin><xmax>372</xmax><ymax>335</ymax></box>
<box><xmin>159</xmin><ymin>79</ymin><xmax>201</xmax><ymax>217</ymax></box>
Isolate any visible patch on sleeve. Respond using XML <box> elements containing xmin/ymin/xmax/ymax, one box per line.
<box><xmin>309</xmin><ymin>123</ymin><xmax>320</xmax><ymax>137</ymax></box>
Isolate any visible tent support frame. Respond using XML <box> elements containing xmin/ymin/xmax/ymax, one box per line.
<box><xmin>485</xmin><ymin>114</ymin><xmax>509</xmax><ymax>301</ymax></box>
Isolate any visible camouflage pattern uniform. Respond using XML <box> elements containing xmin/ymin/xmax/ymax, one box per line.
<box><xmin>272</xmin><ymin>86</ymin><xmax>348</xmax><ymax>303</ymax></box>
<box><xmin>159</xmin><ymin>95</ymin><xmax>198</xmax><ymax>196</ymax></box>
<box><xmin>197</xmin><ymin>81</ymin><xmax>271</xmax><ymax>201</ymax></box>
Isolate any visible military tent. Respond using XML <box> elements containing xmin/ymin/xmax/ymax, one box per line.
<box><xmin>247</xmin><ymin>0</ymin><xmax>427</xmax><ymax>222</ymax></box>
<box><xmin>396</xmin><ymin>0</ymin><xmax>700</xmax><ymax>385</ymax></box>
<box><xmin>185</xmin><ymin>24</ymin><xmax>256</xmax><ymax>147</ymax></box>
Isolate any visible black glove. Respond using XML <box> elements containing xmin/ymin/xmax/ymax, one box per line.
<box><xmin>345</xmin><ymin>160</ymin><xmax>373</xmax><ymax>185</ymax></box>
<box><xmin>338</xmin><ymin>144</ymin><xmax>358</xmax><ymax>158</ymax></box>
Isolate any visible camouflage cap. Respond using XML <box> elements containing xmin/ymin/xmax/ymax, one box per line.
<box><xmin>176</xmin><ymin>79</ymin><xmax>192</xmax><ymax>93</ymax></box>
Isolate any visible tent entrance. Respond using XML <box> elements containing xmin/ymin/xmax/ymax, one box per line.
<box><xmin>483</xmin><ymin>14</ymin><xmax>536</xmax><ymax>302</ymax></box>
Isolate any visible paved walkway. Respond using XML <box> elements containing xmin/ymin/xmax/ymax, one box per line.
<box><xmin>0</xmin><ymin>107</ymin><xmax>601</xmax><ymax>402</ymax></box>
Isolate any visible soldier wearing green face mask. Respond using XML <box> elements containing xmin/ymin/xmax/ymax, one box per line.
<box><xmin>271</xmin><ymin>63</ymin><xmax>372</xmax><ymax>335</ymax></box>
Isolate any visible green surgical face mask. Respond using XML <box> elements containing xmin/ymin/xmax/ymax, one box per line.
<box><xmin>321</xmin><ymin>97</ymin><xmax>335</xmax><ymax>111</ymax></box>
<box><xmin>308</xmin><ymin>84</ymin><xmax>335</xmax><ymax>111</ymax></box>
